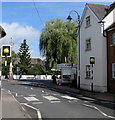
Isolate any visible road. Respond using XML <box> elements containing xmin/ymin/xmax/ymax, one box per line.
<box><xmin>1</xmin><ymin>80</ymin><xmax>115</xmax><ymax>119</ymax></box>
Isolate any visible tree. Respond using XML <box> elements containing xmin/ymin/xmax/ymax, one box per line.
<box><xmin>18</xmin><ymin>39</ymin><xmax>31</xmax><ymax>74</ymax></box>
<box><xmin>28</xmin><ymin>64</ymin><xmax>46</xmax><ymax>75</ymax></box>
<box><xmin>39</xmin><ymin>18</ymin><xmax>78</xmax><ymax>69</ymax></box>
<box><xmin>2</xmin><ymin>51</ymin><xmax>17</xmax><ymax>75</ymax></box>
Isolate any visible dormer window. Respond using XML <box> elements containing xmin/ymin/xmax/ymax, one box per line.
<box><xmin>86</xmin><ymin>16</ymin><xmax>91</xmax><ymax>27</ymax></box>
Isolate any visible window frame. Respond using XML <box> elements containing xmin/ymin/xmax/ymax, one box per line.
<box><xmin>85</xmin><ymin>38</ymin><xmax>91</xmax><ymax>51</ymax></box>
<box><xmin>112</xmin><ymin>33</ymin><xmax>115</xmax><ymax>44</ymax></box>
<box><xmin>85</xmin><ymin>65</ymin><xmax>93</xmax><ymax>79</ymax></box>
<box><xmin>112</xmin><ymin>63</ymin><xmax>115</xmax><ymax>79</ymax></box>
<box><xmin>86</xmin><ymin>16</ymin><xmax>91</xmax><ymax>27</ymax></box>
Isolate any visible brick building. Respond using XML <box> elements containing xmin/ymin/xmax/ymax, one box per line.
<box><xmin>106</xmin><ymin>22</ymin><xmax>115</xmax><ymax>93</ymax></box>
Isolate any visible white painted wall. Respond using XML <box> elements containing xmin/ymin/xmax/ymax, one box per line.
<box><xmin>103</xmin><ymin>8</ymin><xmax>115</xmax><ymax>30</ymax></box>
<box><xmin>12</xmin><ymin>75</ymin><xmax>52</xmax><ymax>80</ymax></box>
<box><xmin>80</xmin><ymin>6</ymin><xmax>107</xmax><ymax>92</ymax></box>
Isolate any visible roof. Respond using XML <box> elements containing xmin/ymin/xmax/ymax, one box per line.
<box><xmin>13</xmin><ymin>58</ymin><xmax>42</xmax><ymax>65</ymax></box>
<box><xmin>0</xmin><ymin>25</ymin><xmax>6</xmax><ymax>38</ymax></box>
<box><xmin>87</xmin><ymin>3</ymin><xmax>109</xmax><ymax>20</ymax></box>
<box><xmin>103</xmin><ymin>2</ymin><xmax>115</xmax><ymax>19</ymax></box>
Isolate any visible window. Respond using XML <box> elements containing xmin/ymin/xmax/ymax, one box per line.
<box><xmin>86</xmin><ymin>16</ymin><xmax>90</xmax><ymax>27</ymax></box>
<box><xmin>112</xmin><ymin>33</ymin><xmax>115</xmax><ymax>44</ymax></box>
<box><xmin>86</xmin><ymin>39</ymin><xmax>91</xmax><ymax>51</ymax></box>
<box><xmin>86</xmin><ymin>65</ymin><xmax>92</xmax><ymax>79</ymax></box>
<box><xmin>112</xmin><ymin>63</ymin><xmax>115</xmax><ymax>78</ymax></box>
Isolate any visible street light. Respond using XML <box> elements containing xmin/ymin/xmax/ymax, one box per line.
<box><xmin>67</xmin><ymin>10</ymin><xmax>81</xmax><ymax>89</ymax></box>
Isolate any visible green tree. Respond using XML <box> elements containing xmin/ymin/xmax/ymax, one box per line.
<box><xmin>18</xmin><ymin>39</ymin><xmax>31</xmax><ymax>74</ymax></box>
<box><xmin>2</xmin><ymin>51</ymin><xmax>17</xmax><ymax>75</ymax></box>
<box><xmin>39</xmin><ymin>18</ymin><xmax>78</xmax><ymax>69</ymax></box>
<box><xmin>28</xmin><ymin>64</ymin><xmax>47</xmax><ymax>75</ymax></box>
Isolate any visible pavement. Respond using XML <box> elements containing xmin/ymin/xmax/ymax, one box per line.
<box><xmin>1</xmin><ymin>88</ymin><xmax>31</xmax><ymax>119</ymax></box>
<box><xmin>42</xmin><ymin>80</ymin><xmax>115</xmax><ymax>103</ymax></box>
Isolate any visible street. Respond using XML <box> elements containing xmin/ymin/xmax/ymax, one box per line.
<box><xmin>1</xmin><ymin>80</ymin><xmax>115</xmax><ymax>119</ymax></box>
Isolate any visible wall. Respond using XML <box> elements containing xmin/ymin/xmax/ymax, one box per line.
<box><xmin>13</xmin><ymin>75</ymin><xmax>52</xmax><ymax>80</ymax></box>
<box><xmin>103</xmin><ymin>9</ymin><xmax>115</xmax><ymax>29</ymax></box>
<box><xmin>80</xmin><ymin>6</ymin><xmax>107</xmax><ymax>92</ymax></box>
<box><xmin>107</xmin><ymin>27</ymin><xmax>115</xmax><ymax>93</ymax></box>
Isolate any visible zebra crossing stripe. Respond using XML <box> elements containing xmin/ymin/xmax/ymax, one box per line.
<box><xmin>24</xmin><ymin>97</ymin><xmax>39</xmax><ymax>102</ymax></box>
<box><xmin>43</xmin><ymin>95</ymin><xmax>60</xmax><ymax>101</ymax></box>
<box><xmin>61</xmin><ymin>95</ymin><xmax>79</xmax><ymax>100</ymax></box>
<box><xmin>50</xmin><ymin>101</ymin><xmax>61</xmax><ymax>103</ymax></box>
<box><xmin>32</xmin><ymin>102</ymin><xmax>43</xmax><ymax>104</ymax></box>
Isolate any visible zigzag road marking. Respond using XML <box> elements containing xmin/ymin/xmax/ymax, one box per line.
<box><xmin>80</xmin><ymin>96</ymin><xmax>95</xmax><ymax>101</ymax></box>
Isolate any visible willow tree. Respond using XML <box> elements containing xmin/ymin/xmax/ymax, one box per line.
<box><xmin>39</xmin><ymin>18</ymin><xmax>78</xmax><ymax>69</ymax></box>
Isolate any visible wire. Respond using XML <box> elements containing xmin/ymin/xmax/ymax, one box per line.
<box><xmin>32</xmin><ymin>0</ymin><xmax>44</xmax><ymax>27</ymax></box>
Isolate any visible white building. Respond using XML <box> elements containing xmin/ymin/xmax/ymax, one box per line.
<box><xmin>80</xmin><ymin>3</ymin><xmax>114</xmax><ymax>92</ymax></box>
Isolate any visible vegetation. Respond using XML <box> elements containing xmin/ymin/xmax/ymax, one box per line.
<box><xmin>2</xmin><ymin>51</ymin><xmax>18</xmax><ymax>75</ymax></box>
<box><xmin>39</xmin><ymin>18</ymin><xmax>78</xmax><ymax>69</ymax></box>
<box><xmin>18</xmin><ymin>39</ymin><xmax>31</xmax><ymax>75</ymax></box>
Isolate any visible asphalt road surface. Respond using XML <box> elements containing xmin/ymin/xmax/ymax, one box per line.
<box><xmin>2</xmin><ymin>80</ymin><xmax>115</xmax><ymax>119</ymax></box>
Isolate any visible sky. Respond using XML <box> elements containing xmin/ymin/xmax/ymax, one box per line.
<box><xmin>0</xmin><ymin>1</ymin><xmax>113</xmax><ymax>59</ymax></box>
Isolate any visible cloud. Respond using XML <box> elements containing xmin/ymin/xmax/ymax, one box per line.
<box><xmin>29</xmin><ymin>49</ymin><xmax>45</xmax><ymax>59</ymax></box>
<box><xmin>0</xmin><ymin>22</ymin><xmax>43</xmax><ymax>59</ymax></box>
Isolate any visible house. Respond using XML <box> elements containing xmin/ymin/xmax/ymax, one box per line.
<box><xmin>102</xmin><ymin>2</ymin><xmax>115</xmax><ymax>93</ymax></box>
<box><xmin>106</xmin><ymin>22</ymin><xmax>115</xmax><ymax>93</ymax></box>
<box><xmin>80</xmin><ymin>3</ymin><xmax>114</xmax><ymax>92</ymax></box>
<box><xmin>13</xmin><ymin>58</ymin><xmax>43</xmax><ymax>67</ymax></box>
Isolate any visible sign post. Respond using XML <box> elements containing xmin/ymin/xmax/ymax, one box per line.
<box><xmin>90</xmin><ymin>56</ymin><xmax>95</xmax><ymax>92</ymax></box>
<box><xmin>16</xmin><ymin>67</ymin><xmax>20</xmax><ymax>79</ymax></box>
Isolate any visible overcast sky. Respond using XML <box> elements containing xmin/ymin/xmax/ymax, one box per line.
<box><xmin>0</xmin><ymin>1</ymin><xmax>113</xmax><ymax>59</ymax></box>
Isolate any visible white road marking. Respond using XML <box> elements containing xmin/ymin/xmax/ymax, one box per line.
<box><xmin>50</xmin><ymin>101</ymin><xmax>61</xmax><ymax>103</ymax></box>
<box><xmin>43</xmin><ymin>95</ymin><xmax>60</xmax><ymax>101</ymax></box>
<box><xmin>29</xmin><ymin>94</ymin><xmax>36</xmax><ymax>97</ymax></box>
<box><xmin>23</xmin><ymin>103</ymin><xmax>42</xmax><ymax>120</ymax></box>
<box><xmin>42</xmin><ymin>94</ymin><xmax>49</xmax><ymax>96</ymax></box>
<box><xmin>84</xmin><ymin>101</ymin><xmax>94</xmax><ymax>103</ymax></box>
<box><xmin>80</xmin><ymin>97</ymin><xmax>95</xmax><ymax>101</ymax></box>
<box><xmin>68</xmin><ymin>100</ymin><xmax>78</xmax><ymax>103</ymax></box>
<box><xmin>52</xmin><ymin>93</ymin><xmax>60</xmax><ymax>96</ymax></box>
<box><xmin>83</xmin><ymin>104</ymin><xmax>115</xmax><ymax>119</ymax></box>
<box><xmin>24</xmin><ymin>97</ymin><xmax>39</xmax><ymax>102</ymax></box>
<box><xmin>61</xmin><ymin>95</ymin><xmax>79</xmax><ymax>100</ymax></box>
<box><xmin>15</xmin><ymin>93</ymin><xmax>18</xmax><ymax>97</ymax></box>
<box><xmin>32</xmin><ymin>102</ymin><xmax>43</xmax><ymax>104</ymax></box>
<box><xmin>8</xmin><ymin>90</ymin><xmax>11</xmax><ymax>94</ymax></box>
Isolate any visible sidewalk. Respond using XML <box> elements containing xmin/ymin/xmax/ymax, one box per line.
<box><xmin>43</xmin><ymin>81</ymin><xmax>115</xmax><ymax>103</ymax></box>
<box><xmin>1</xmin><ymin>89</ymin><xmax>31</xmax><ymax>119</ymax></box>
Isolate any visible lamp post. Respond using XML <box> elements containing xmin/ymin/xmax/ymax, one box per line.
<box><xmin>67</xmin><ymin>10</ymin><xmax>81</xmax><ymax>89</ymax></box>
